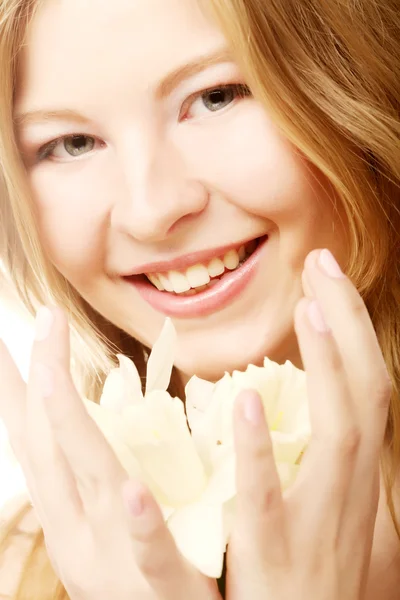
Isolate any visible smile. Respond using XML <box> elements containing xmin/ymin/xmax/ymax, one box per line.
<box><xmin>124</xmin><ymin>235</ymin><xmax>268</xmax><ymax>318</ymax></box>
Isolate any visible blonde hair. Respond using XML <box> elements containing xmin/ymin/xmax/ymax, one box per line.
<box><xmin>0</xmin><ymin>0</ymin><xmax>399</xmax><ymax>597</ymax></box>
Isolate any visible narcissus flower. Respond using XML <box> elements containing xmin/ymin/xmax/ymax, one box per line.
<box><xmin>84</xmin><ymin>318</ymin><xmax>310</xmax><ymax>577</ymax></box>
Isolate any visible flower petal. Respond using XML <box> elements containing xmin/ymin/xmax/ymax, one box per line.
<box><xmin>84</xmin><ymin>399</ymin><xmax>144</xmax><ymax>479</ymax></box>
<box><xmin>145</xmin><ymin>318</ymin><xmax>177</xmax><ymax>395</ymax></box>
<box><xmin>185</xmin><ymin>375</ymin><xmax>215</xmax><ymax>430</ymax></box>
<box><xmin>167</xmin><ymin>501</ymin><xmax>226</xmax><ymax>577</ymax></box>
<box><xmin>271</xmin><ymin>430</ymin><xmax>309</xmax><ymax>465</ymax></box>
<box><xmin>118</xmin><ymin>392</ymin><xmax>207</xmax><ymax>506</ymax></box>
<box><xmin>100</xmin><ymin>354</ymin><xmax>143</xmax><ymax>412</ymax></box>
<box><xmin>200</xmin><ymin>443</ymin><xmax>236</xmax><ymax>504</ymax></box>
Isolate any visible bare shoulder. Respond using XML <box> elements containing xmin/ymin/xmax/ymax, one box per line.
<box><xmin>0</xmin><ymin>493</ymin><xmax>41</xmax><ymax>599</ymax></box>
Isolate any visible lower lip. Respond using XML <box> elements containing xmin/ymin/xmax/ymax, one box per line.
<box><xmin>125</xmin><ymin>236</ymin><xmax>268</xmax><ymax>319</ymax></box>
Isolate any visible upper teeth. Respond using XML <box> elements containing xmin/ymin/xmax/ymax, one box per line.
<box><xmin>145</xmin><ymin>241</ymin><xmax>256</xmax><ymax>293</ymax></box>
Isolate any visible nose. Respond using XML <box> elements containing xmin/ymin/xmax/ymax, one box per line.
<box><xmin>111</xmin><ymin>135</ymin><xmax>208</xmax><ymax>243</ymax></box>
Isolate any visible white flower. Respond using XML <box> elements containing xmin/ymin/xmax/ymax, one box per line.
<box><xmin>186</xmin><ymin>360</ymin><xmax>310</xmax><ymax>489</ymax></box>
<box><xmin>84</xmin><ymin>319</ymin><xmax>234</xmax><ymax>577</ymax></box>
<box><xmin>85</xmin><ymin>319</ymin><xmax>311</xmax><ymax>578</ymax></box>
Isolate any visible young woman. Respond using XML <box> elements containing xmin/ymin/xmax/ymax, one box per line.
<box><xmin>0</xmin><ymin>0</ymin><xmax>399</xmax><ymax>598</ymax></box>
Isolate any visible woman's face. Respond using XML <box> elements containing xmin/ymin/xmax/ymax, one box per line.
<box><xmin>15</xmin><ymin>0</ymin><xmax>345</xmax><ymax>381</ymax></box>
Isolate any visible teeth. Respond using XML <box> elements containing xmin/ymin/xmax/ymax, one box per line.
<box><xmin>168</xmin><ymin>270</ymin><xmax>191</xmax><ymax>293</ymax></box>
<box><xmin>158</xmin><ymin>273</ymin><xmax>174</xmax><ymax>292</ymax></box>
<box><xmin>145</xmin><ymin>238</ymin><xmax>260</xmax><ymax>293</ymax></box>
<box><xmin>147</xmin><ymin>274</ymin><xmax>164</xmax><ymax>291</ymax></box>
<box><xmin>207</xmin><ymin>257</ymin><xmax>225</xmax><ymax>277</ymax></box>
<box><xmin>223</xmin><ymin>249</ymin><xmax>240</xmax><ymax>270</ymax></box>
<box><xmin>186</xmin><ymin>264</ymin><xmax>211</xmax><ymax>288</ymax></box>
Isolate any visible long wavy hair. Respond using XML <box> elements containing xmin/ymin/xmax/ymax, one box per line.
<box><xmin>0</xmin><ymin>0</ymin><xmax>399</xmax><ymax>597</ymax></box>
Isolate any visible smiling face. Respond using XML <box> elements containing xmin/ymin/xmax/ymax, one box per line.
<box><xmin>14</xmin><ymin>0</ymin><xmax>346</xmax><ymax>381</ymax></box>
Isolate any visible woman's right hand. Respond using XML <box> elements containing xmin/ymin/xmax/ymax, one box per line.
<box><xmin>0</xmin><ymin>307</ymin><xmax>221</xmax><ymax>600</ymax></box>
<box><xmin>226</xmin><ymin>249</ymin><xmax>391</xmax><ymax>600</ymax></box>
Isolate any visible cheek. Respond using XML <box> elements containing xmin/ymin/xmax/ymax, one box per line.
<box><xmin>183</xmin><ymin>104</ymin><xmax>312</xmax><ymax>218</ymax></box>
<box><xmin>182</xmin><ymin>104</ymin><xmax>339</xmax><ymax>269</ymax></box>
<box><xmin>29</xmin><ymin>166</ymin><xmax>109</xmax><ymax>284</ymax></box>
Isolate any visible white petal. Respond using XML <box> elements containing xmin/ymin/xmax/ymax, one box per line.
<box><xmin>100</xmin><ymin>354</ymin><xmax>143</xmax><ymax>412</ymax></box>
<box><xmin>117</xmin><ymin>354</ymin><xmax>143</xmax><ymax>401</ymax></box>
<box><xmin>83</xmin><ymin>400</ymin><xmax>143</xmax><ymax>479</ymax></box>
<box><xmin>273</xmin><ymin>361</ymin><xmax>309</xmax><ymax>433</ymax></box>
<box><xmin>99</xmin><ymin>368</ymin><xmax>127</xmax><ymax>412</ymax></box>
<box><xmin>145</xmin><ymin>318</ymin><xmax>177</xmax><ymax>395</ymax></box>
<box><xmin>167</xmin><ymin>502</ymin><xmax>226</xmax><ymax>577</ymax></box>
<box><xmin>232</xmin><ymin>363</ymin><xmax>282</xmax><ymax>424</ymax></box>
<box><xmin>190</xmin><ymin>373</ymin><xmax>235</xmax><ymax>445</ymax></box>
<box><xmin>185</xmin><ymin>375</ymin><xmax>215</xmax><ymax>430</ymax></box>
<box><xmin>201</xmin><ymin>444</ymin><xmax>237</xmax><ymax>504</ymax></box>
<box><xmin>118</xmin><ymin>393</ymin><xmax>207</xmax><ymax>506</ymax></box>
<box><xmin>84</xmin><ymin>398</ymin><xmax>123</xmax><ymax>434</ymax></box>
<box><xmin>271</xmin><ymin>431</ymin><xmax>309</xmax><ymax>465</ymax></box>
<box><xmin>277</xmin><ymin>462</ymin><xmax>299</xmax><ymax>489</ymax></box>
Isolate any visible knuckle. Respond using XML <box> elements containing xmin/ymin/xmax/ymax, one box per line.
<box><xmin>136</xmin><ymin>544</ymin><xmax>176</xmax><ymax>580</ymax></box>
<box><xmin>242</xmin><ymin>470</ymin><xmax>280</xmax><ymax>513</ymax></box>
<box><xmin>252</xmin><ymin>437</ymin><xmax>274</xmax><ymax>464</ymax></box>
<box><xmin>327</xmin><ymin>347</ymin><xmax>343</xmax><ymax>374</ymax></box>
<box><xmin>348</xmin><ymin>291</ymin><xmax>367</xmax><ymax>318</ymax></box>
<box><xmin>131</xmin><ymin>513</ymin><xmax>165</xmax><ymax>546</ymax></box>
<box><xmin>372</xmin><ymin>370</ymin><xmax>392</xmax><ymax>411</ymax></box>
<box><xmin>258</xmin><ymin>485</ymin><xmax>281</xmax><ymax>513</ymax></box>
<box><xmin>331</xmin><ymin>425</ymin><xmax>362</xmax><ymax>462</ymax></box>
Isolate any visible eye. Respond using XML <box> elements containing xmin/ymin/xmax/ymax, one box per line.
<box><xmin>63</xmin><ymin>135</ymin><xmax>95</xmax><ymax>156</ymax></box>
<box><xmin>202</xmin><ymin>86</ymin><xmax>237</xmax><ymax>111</ymax></box>
<box><xmin>182</xmin><ymin>83</ymin><xmax>251</xmax><ymax>120</ymax></box>
<box><xmin>37</xmin><ymin>134</ymin><xmax>99</xmax><ymax>162</ymax></box>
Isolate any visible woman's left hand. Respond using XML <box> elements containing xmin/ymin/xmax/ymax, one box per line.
<box><xmin>226</xmin><ymin>249</ymin><xmax>391</xmax><ymax>600</ymax></box>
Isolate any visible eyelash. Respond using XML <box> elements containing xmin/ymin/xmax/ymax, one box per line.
<box><xmin>35</xmin><ymin>82</ymin><xmax>252</xmax><ymax>163</ymax></box>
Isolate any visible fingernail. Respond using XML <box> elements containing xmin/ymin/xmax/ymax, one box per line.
<box><xmin>34</xmin><ymin>363</ymin><xmax>54</xmax><ymax>398</ymax></box>
<box><xmin>242</xmin><ymin>392</ymin><xmax>263</xmax><ymax>425</ymax></box>
<box><xmin>319</xmin><ymin>249</ymin><xmax>345</xmax><ymax>279</ymax></box>
<box><xmin>34</xmin><ymin>307</ymin><xmax>53</xmax><ymax>341</ymax></box>
<box><xmin>123</xmin><ymin>482</ymin><xmax>146</xmax><ymax>517</ymax></box>
<box><xmin>307</xmin><ymin>300</ymin><xmax>330</xmax><ymax>332</ymax></box>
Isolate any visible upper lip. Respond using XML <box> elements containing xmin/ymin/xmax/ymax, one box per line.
<box><xmin>122</xmin><ymin>234</ymin><xmax>266</xmax><ymax>276</ymax></box>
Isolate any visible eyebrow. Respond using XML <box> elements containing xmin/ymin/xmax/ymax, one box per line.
<box><xmin>14</xmin><ymin>47</ymin><xmax>233</xmax><ymax>129</ymax></box>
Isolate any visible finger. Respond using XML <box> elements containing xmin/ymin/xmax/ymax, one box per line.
<box><xmin>296</xmin><ymin>267</ymin><xmax>384</xmax><ymax>559</ymax></box>
<box><xmin>28</xmin><ymin>306</ymin><xmax>127</xmax><ymax>512</ymax></box>
<box><xmin>22</xmin><ymin>307</ymin><xmax>83</xmax><ymax>530</ymax></box>
<box><xmin>0</xmin><ymin>327</ymin><xmax>81</xmax><ymax>539</ymax></box>
<box><xmin>304</xmin><ymin>249</ymin><xmax>390</xmax><ymax>445</ymax></box>
<box><xmin>292</xmin><ymin>297</ymin><xmax>357</xmax><ymax>529</ymax></box>
<box><xmin>230</xmin><ymin>390</ymin><xmax>285</xmax><ymax>567</ymax></box>
<box><xmin>122</xmin><ymin>481</ymin><xmax>220</xmax><ymax>600</ymax></box>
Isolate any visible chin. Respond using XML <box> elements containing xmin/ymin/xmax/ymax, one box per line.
<box><xmin>175</xmin><ymin>325</ymin><xmax>299</xmax><ymax>383</ymax></box>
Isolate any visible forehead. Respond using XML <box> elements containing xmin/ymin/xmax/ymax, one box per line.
<box><xmin>16</xmin><ymin>0</ymin><xmax>226</xmax><ymax>111</ymax></box>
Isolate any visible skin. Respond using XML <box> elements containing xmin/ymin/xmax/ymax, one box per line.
<box><xmin>2</xmin><ymin>0</ymin><xmax>398</xmax><ymax>597</ymax></box>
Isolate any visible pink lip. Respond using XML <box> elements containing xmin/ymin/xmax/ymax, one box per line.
<box><xmin>125</xmin><ymin>236</ymin><xmax>268</xmax><ymax>318</ymax></box>
<box><xmin>121</xmin><ymin>235</ymin><xmax>263</xmax><ymax>276</ymax></box>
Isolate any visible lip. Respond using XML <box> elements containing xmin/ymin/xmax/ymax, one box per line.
<box><xmin>121</xmin><ymin>235</ymin><xmax>265</xmax><ymax>276</ymax></box>
<box><xmin>124</xmin><ymin>235</ymin><xmax>268</xmax><ymax>318</ymax></box>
